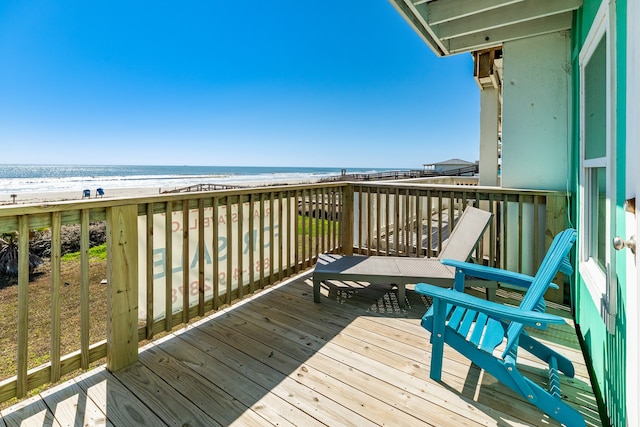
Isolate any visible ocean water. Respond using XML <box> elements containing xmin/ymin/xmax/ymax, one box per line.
<box><xmin>0</xmin><ymin>164</ymin><xmax>387</xmax><ymax>195</ymax></box>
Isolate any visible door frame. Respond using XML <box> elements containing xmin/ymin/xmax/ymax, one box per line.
<box><xmin>626</xmin><ymin>0</ymin><xmax>639</xmax><ymax>424</ymax></box>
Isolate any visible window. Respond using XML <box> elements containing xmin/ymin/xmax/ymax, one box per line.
<box><xmin>579</xmin><ymin>3</ymin><xmax>613</xmax><ymax>307</ymax></box>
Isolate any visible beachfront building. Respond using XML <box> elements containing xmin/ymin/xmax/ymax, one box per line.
<box><xmin>422</xmin><ymin>158</ymin><xmax>476</xmax><ymax>173</ymax></box>
<box><xmin>390</xmin><ymin>0</ymin><xmax>639</xmax><ymax>424</ymax></box>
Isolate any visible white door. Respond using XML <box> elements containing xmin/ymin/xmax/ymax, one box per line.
<box><xmin>626</xmin><ymin>0</ymin><xmax>640</xmax><ymax>424</ymax></box>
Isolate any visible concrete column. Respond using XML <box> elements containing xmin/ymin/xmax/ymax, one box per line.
<box><xmin>479</xmin><ymin>87</ymin><xmax>500</xmax><ymax>186</ymax></box>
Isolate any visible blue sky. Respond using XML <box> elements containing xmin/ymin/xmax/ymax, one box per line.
<box><xmin>0</xmin><ymin>1</ymin><xmax>479</xmax><ymax>168</ymax></box>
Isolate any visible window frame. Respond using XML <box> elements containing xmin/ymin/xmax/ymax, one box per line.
<box><xmin>578</xmin><ymin>1</ymin><xmax>614</xmax><ymax>309</ymax></box>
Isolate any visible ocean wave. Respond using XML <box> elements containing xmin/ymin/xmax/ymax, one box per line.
<box><xmin>0</xmin><ymin>165</ymin><xmax>384</xmax><ymax>194</ymax></box>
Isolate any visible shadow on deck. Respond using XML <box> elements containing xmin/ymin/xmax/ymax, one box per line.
<box><xmin>1</xmin><ymin>272</ymin><xmax>601</xmax><ymax>426</ymax></box>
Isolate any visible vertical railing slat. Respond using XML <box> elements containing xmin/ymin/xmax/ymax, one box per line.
<box><xmin>226</xmin><ymin>200</ymin><xmax>233</xmax><ymax>305</ymax></box>
<box><xmin>404</xmin><ymin>189</ymin><xmax>410</xmax><ymax>255</ymax></box>
<box><xmin>300</xmin><ymin>190</ymin><xmax>307</xmax><ymax>269</ymax></box>
<box><xmin>533</xmin><ymin>195</ymin><xmax>540</xmax><ymax>269</ymax></box>
<box><xmin>198</xmin><ymin>198</ymin><xmax>206</xmax><ymax>315</ymax></box>
<box><xmin>286</xmin><ymin>192</ymin><xmax>292</xmax><ymax>272</ymax></box>
<box><xmin>16</xmin><ymin>216</ymin><xmax>29</xmax><ymax>398</ymax></box>
<box><xmin>320</xmin><ymin>188</ymin><xmax>326</xmax><ymax>256</ymax></box>
<box><xmin>260</xmin><ymin>193</ymin><xmax>266</xmax><ymax>284</ymax></box>
<box><xmin>384</xmin><ymin>188</ymin><xmax>390</xmax><ymax>256</ymax></box>
<box><xmin>237</xmin><ymin>196</ymin><xmax>244</xmax><ymax>299</ymax></box>
<box><xmin>165</xmin><ymin>201</ymin><xmax>173</xmax><ymax>331</ymax></box>
<box><xmin>427</xmin><ymin>191</ymin><xmax>433</xmax><ymax>257</ymax></box>
<box><xmin>80</xmin><ymin>210</ymin><xmax>90</xmax><ymax>370</ymax></box>
<box><xmin>269</xmin><ymin>192</ymin><xmax>275</xmax><ymax>286</ymax></box>
<box><xmin>416</xmin><ymin>193</ymin><xmax>422</xmax><ymax>257</ymax></box>
<box><xmin>211</xmin><ymin>197</ymin><xmax>219</xmax><ymax>309</ymax></box>
<box><xmin>182</xmin><ymin>201</ymin><xmax>190</xmax><ymax>322</ymax></box>
<box><xmin>248</xmin><ymin>194</ymin><xmax>255</xmax><ymax>294</ymax></box>
<box><xmin>367</xmin><ymin>188</ymin><xmax>373</xmax><ymax>256</ymax></box>
<box><xmin>489</xmin><ymin>193</ymin><xmax>498</xmax><ymax>267</ymax></box>
<box><xmin>449</xmin><ymin>191</ymin><xmax>455</xmax><ymax>236</ymax></box>
<box><xmin>376</xmin><ymin>189</ymin><xmax>381</xmax><ymax>255</ymax></box>
<box><xmin>437</xmin><ymin>192</ymin><xmax>443</xmax><ymax>253</ymax></box>
<box><xmin>357</xmin><ymin>186</ymin><xmax>363</xmax><ymax>253</ymax></box>
<box><xmin>278</xmin><ymin>191</ymin><xmax>284</xmax><ymax>281</ymax></box>
<box><xmin>503</xmin><ymin>195</ymin><xmax>509</xmax><ymax>271</ymax></box>
<box><xmin>50</xmin><ymin>212</ymin><xmax>62</xmax><ymax>383</ymax></box>
<box><xmin>518</xmin><ymin>194</ymin><xmax>524</xmax><ymax>273</ymax></box>
<box><xmin>293</xmin><ymin>190</ymin><xmax>300</xmax><ymax>273</ymax></box>
<box><xmin>146</xmin><ymin>203</ymin><xmax>155</xmax><ymax>339</ymax></box>
<box><xmin>393</xmin><ymin>188</ymin><xmax>399</xmax><ymax>255</ymax></box>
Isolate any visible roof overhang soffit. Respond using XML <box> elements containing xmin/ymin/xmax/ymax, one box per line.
<box><xmin>389</xmin><ymin>0</ymin><xmax>582</xmax><ymax>56</ymax></box>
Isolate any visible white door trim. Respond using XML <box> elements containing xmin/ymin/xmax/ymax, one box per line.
<box><xmin>626</xmin><ymin>0</ymin><xmax>640</xmax><ymax>424</ymax></box>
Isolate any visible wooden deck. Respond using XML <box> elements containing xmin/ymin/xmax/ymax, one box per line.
<box><xmin>1</xmin><ymin>272</ymin><xmax>601</xmax><ymax>426</ymax></box>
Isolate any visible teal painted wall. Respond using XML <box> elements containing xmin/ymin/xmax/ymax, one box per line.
<box><xmin>572</xmin><ymin>0</ymin><xmax>627</xmax><ymax>425</ymax></box>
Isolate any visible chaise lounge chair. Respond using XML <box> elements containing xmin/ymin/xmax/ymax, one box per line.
<box><xmin>415</xmin><ymin>228</ymin><xmax>583</xmax><ymax>426</ymax></box>
<box><xmin>312</xmin><ymin>205</ymin><xmax>494</xmax><ymax>306</ymax></box>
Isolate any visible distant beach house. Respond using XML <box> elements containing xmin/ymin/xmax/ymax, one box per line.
<box><xmin>391</xmin><ymin>0</ymin><xmax>639</xmax><ymax>425</ymax></box>
<box><xmin>422</xmin><ymin>158</ymin><xmax>477</xmax><ymax>173</ymax></box>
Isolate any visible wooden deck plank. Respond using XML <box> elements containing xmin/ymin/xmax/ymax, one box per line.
<box><xmin>147</xmin><ymin>332</ymin><xmax>317</xmax><ymax>427</ymax></box>
<box><xmin>216</xmin><ymin>309</ymin><xmax>495</xmax><ymax>427</ymax></box>
<box><xmin>280</xmin><ymin>277</ymin><xmax>593</xmax><ymax>380</ymax></box>
<box><xmin>251</xmin><ymin>277</ymin><xmax>600</xmax><ymax>425</ymax></box>
<box><xmin>1</xmin><ymin>395</ymin><xmax>60</xmax><ymax>427</ymax></box>
<box><xmin>1</xmin><ymin>272</ymin><xmax>602</xmax><ymax>427</ymax></box>
<box><xmin>200</xmin><ymin>317</ymin><xmax>437</xmax><ymax>427</ymax></box>
<box><xmin>73</xmin><ymin>368</ymin><xmax>166</xmax><ymax>426</ymax></box>
<box><xmin>41</xmin><ymin>378</ymin><xmax>113</xmax><ymax>426</ymax></box>
<box><xmin>137</xmin><ymin>345</ymin><xmax>276</xmax><ymax>427</ymax></box>
<box><xmin>178</xmin><ymin>327</ymin><xmax>379</xmax><ymax>427</ymax></box>
<box><xmin>112</xmin><ymin>362</ymin><xmax>222</xmax><ymax>427</ymax></box>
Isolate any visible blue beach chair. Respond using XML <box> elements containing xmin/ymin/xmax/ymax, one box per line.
<box><xmin>82</xmin><ymin>189</ymin><xmax>91</xmax><ymax>198</ymax></box>
<box><xmin>96</xmin><ymin>188</ymin><xmax>104</xmax><ymax>197</ymax></box>
<box><xmin>415</xmin><ymin>229</ymin><xmax>584</xmax><ymax>427</ymax></box>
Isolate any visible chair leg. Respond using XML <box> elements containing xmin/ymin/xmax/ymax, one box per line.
<box><xmin>523</xmin><ymin>377</ymin><xmax>586</xmax><ymax>427</ymax></box>
<box><xmin>313</xmin><ymin>278</ymin><xmax>321</xmax><ymax>303</ymax></box>
<box><xmin>519</xmin><ymin>333</ymin><xmax>575</xmax><ymax>377</ymax></box>
<box><xmin>429</xmin><ymin>300</ymin><xmax>447</xmax><ymax>381</ymax></box>
<box><xmin>397</xmin><ymin>284</ymin><xmax>406</xmax><ymax>308</ymax></box>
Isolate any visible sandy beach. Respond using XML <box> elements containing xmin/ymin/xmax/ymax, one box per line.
<box><xmin>1</xmin><ymin>177</ymin><xmax>322</xmax><ymax>206</ymax></box>
<box><xmin>0</xmin><ymin>187</ymin><xmax>168</xmax><ymax>206</ymax></box>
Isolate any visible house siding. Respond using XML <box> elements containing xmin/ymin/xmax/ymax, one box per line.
<box><xmin>572</xmin><ymin>0</ymin><xmax>628</xmax><ymax>425</ymax></box>
<box><xmin>501</xmin><ymin>32</ymin><xmax>571</xmax><ymax>192</ymax></box>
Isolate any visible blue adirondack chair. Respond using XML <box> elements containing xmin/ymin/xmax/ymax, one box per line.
<box><xmin>415</xmin><ymin>229</ymin><xmax>584</xmax><ymax>427</ymax></box>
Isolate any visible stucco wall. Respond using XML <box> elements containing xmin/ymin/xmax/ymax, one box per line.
<box><xmin>501</xmin><ymin>32</ymin><xmax>571</xmax><ymax>191</ymax></box>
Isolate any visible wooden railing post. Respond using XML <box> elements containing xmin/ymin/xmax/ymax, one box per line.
<box><xmin>106</xmin><ymin>205</ymin><xmax>139</xmax><ymax>371</ymax></box>
<box><xmin>341</xmin><ymin>185</ymin><xmax>354</xmax><ymax>255</ymax></box>
<box><xmin>545</xmin><ymin>194</ymin><xmax>568</xmax><ymax>304</ymax></box>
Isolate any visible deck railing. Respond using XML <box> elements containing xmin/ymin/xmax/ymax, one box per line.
<box><xmin>0</xmin><ymin>181</ymin><xmax>569</xmax><ymax>403</ymax></box>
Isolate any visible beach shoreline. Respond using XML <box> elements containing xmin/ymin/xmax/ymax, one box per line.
<box><xmin>0</xmin><ymin>177</ymin><xmax>323</xmax><ymax>206</ymax></box>
<box><xmin>0</xmin><ymin>187</ymin><xmax>166</xmax><ymax>206</ymax></box>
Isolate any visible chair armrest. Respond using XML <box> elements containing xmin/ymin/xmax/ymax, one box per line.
<box><xmin>415</xmin><ymin>283</ymin><xmax>566</xmax><ymax>328</ymax></box>
<box><xmin>440</xmin><ymin>259</ymin><xmax>559</xmax><ymax>290</ymax></box>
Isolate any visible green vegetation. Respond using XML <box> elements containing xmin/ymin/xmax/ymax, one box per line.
<box><xmin>297</xmin><ymin>215</ymin><xmax>337</xmax><ymax>238</ymax></box>
<box><xmin>61</xmin><ymin>244</ymin><xmax>107</xmax><ymax>261</ymax></box>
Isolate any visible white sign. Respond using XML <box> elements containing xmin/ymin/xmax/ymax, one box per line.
<box><xmin>138</xmin><ymin>199</ymin><xmax>291</xmax><ymax>321</ymax></box>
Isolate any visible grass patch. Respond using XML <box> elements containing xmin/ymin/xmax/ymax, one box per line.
<box><xmin>61</xmin><ymin>244</ymin><xmax>107</xmax><ymax>261</ymax></box>
<box><xmin>297</xmin><ymin>215</ymin><xmax>337</xmax><ymax>238</ymax></box>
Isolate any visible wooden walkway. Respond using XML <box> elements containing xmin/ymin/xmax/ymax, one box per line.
<box><xmin>1</xmin><ymin>272</ymin><xmax>601</xmax><ymax>426</ymax></box>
